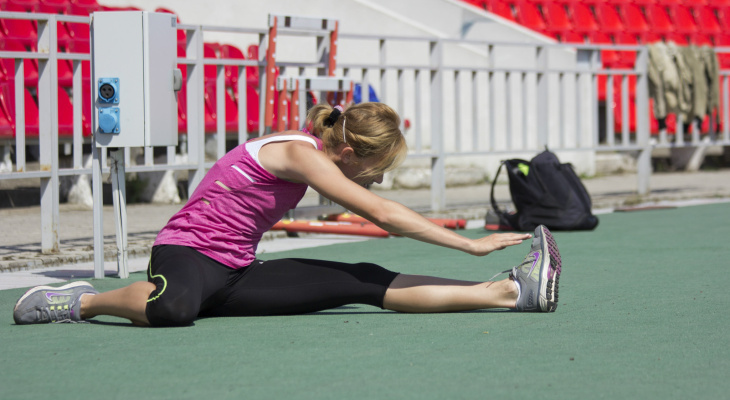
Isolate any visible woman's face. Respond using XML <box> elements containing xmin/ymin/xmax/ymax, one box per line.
<box><xmin>339</xmin><ymin>155</ymin><xmax>384</xmax><ymax>187</ymax></box>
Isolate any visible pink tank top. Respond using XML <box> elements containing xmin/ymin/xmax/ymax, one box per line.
<box><xmin>154</xmin><ymin>132</ymin><xmax>323</xmax><ymax>268</ymax></box>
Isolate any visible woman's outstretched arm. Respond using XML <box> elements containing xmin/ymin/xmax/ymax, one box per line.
<box><xmin>262</xmin><ymin>140</ymin><xmax>531</xmax><ymax>257</ymax></box>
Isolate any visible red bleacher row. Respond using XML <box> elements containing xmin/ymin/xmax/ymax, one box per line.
<box><xmin>0</xmin><ymin>0</ymin><xmax>267</xmax><ymax>141</ymax></box>
<box><xmin>464</xmin><ymin>0</ymin><xmax>730</xmax><ymax>134</ymax></box>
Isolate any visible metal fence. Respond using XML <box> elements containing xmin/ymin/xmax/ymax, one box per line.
<box><xmin>1</xmin><ymin>11</ymin><xmax>729</xmax><ymax>257</ymax></box>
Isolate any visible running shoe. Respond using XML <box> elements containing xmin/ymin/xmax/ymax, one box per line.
<box><xmin>13</xmin><ymin>281</ymin><xmax>98</xmax><ymax>324</ymax></box>
<box><xmin>511</xmin><ymin>225</ymin><xmax>561</xmax><ymax>312</ymax></box>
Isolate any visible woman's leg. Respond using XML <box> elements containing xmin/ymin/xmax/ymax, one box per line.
<box><xmin>385</xmin><ymin>225</ymin><xmax>562</xmax><ymax>313</ymax></box>
<box><xmin>207</xmin><ymin>258</ymin><xmax>400</xmax><ymax>316</ymax></box>
<box><xmin>382</xmin><ymin>274</ymin><xmax>518</xmax><ymax>313</ymax></box>
<box><xmin>84</xmin><ymin>245</ymin><xmax>231</xmax><ymax>327</ymax></box>
<box><xmin>206</xmin><ymin>258</ymin><xmax>517</xmax><ymax>317</ymax></box>
<box><xmin>81</xmin><ymin>281</ymin><xmax>155</xmax><ymax>326</ymax></box>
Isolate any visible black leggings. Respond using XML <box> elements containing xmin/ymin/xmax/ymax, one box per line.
<box><xmin>145</xmin><ymin>245</ymin><xmax>400</xmax><ymax>327</ymax></box>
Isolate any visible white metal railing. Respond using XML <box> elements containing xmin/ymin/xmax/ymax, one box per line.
<box><xmin>1</xmin><ymin>11</ymin><xmax>729</xmax><ymax>256</ymax></box>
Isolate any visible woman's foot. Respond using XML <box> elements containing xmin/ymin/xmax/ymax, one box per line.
<box><xmin>13</xmin><ymin>282</ymin><xmax>98</xmax><ymax>324</ymax></box>
<box><xmin>511</xmin><ymin>225</ymin><xmax>562</xmax><ymax>312</ymax></box>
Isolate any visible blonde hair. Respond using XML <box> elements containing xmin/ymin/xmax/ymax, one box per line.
<box><xmin>306</xmin><ymin>102</ymin><xmax>407</xmax><ymax>180</ymax></box>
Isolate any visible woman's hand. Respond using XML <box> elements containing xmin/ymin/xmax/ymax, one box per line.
<box><xmin>468</xmin><ymin>233</ymin><xmax>532</xmax><ymax>256</ymax></box>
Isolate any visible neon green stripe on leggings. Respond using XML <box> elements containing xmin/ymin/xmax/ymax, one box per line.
<box><xmin>146</xmin><ymin>258</ymin><xmax>167</xmax><ymax>303</ymax></box>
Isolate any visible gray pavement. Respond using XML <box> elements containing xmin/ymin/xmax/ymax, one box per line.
<box><xmin>1</xmin><ymin>169</ymin><xmax>730</xmax><ymax>289</ymax></box>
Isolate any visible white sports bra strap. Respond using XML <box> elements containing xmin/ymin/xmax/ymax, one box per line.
<box><xmin>245</xmin><ymin>135</ymin><xmax>318</xmax><ymax>167</ymax></box>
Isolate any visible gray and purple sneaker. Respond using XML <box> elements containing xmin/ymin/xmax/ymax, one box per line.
<box><xmin>509</xmin><ymin>225</ymin><xmax>562</xmax><ymax>312</ymax></box>
<box><xmin>13</xmin><ymin>281</ymin><xmax>98</xmax><ymax>324</ymax></box>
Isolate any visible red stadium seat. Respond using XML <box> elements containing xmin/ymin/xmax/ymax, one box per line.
<box><xmin>6</xmin><ymin>0</ymin><xmax>39</xmax><ymax>12</ymax></box>
<box><xmin>219</xmin><ymin>44</ymin><xmax>245</xmax><ymax>90</ymax></box>
<box><xmin>202</xmin><ymin>43</ymin><xmax>220</xmax><ymax>133</ymax></box>
<box><xmin>639</xmin><ymin>31</ymin><xmax>664</xmax><ymax>44</ymax></box>
<box><xmin>515</xmin><ymin>1</ymin><xmax>547</xmax><ymax>32</ymax></box>
<box><xmin>66</xmin><ymin>21</ymin><xmax>89</xmax><ymax>53</ymax></box>
<box><xmin>542</xmin><ymin>2</ymin><xmax>573</xmax><ymax>36</ymax></box>
<box><xmin>57</xmin><ymin>87</ymin><xmax>73</xmax><ymax>136</ymax></box>
<box><xmin>690</xmin><ymin>33</ymin><xmax>713</xmax><ymax>46</ymax></box>
<box><xmin>202</xmin><ymin>85</ymin><xmax>240</xmax><ymax>134</ymax></box>
<box><xmin>80</xmin><ymin>79</ymin><xmax>91</xmax><ymax>136</ymax></box>
<box><xmin>618</xmin><ymin>4</ymin><xmax>650</xmax><ymax>34</ymax></box>
<box><xmin>713</xmin><ymin>34</ymin><xmax>730</xmax><ymax>68</ymax></box>
<box><xmin>246</xmin><ymin>45</ymin><xmax>260</xmax><ymax>88</ymax></box>
<box><xmin>13</xmin><ymin>89</ymin><xmax>39</xmax><ymax>137</ymax></box>
<box><xmin>245</xmin><ymin>45</ymin><xmax>260</xmax><ymax>133</ymax></box>
<box><xmin>68</xmin><ymin>0</ymin><xmax>100</xmax><ymax>15</ymax></box>
<box><xmin>37</xmin><ymin>0</ymin><xmax>71</xmax><ymax>14</ymax></box>
<box><xmin>485</xmin><ymin>0</ymin><xmax>517</xmax><ymax>22</ymax></box>
<box><xmin>666</xmin><ymin>32</ymin><xmax>688</xmax><ymax>44</ymax></box>
<box><xmin>590</xmin><ymin>31</ymin><xmax>620</xmax><ymax>68</ymax></box>
<box><xmin>694</xmin><ymin>6</ymin><xmax>722</xmax><ymax>35</ymax></box>
<box><xmin>204</xmin><ymin>42</ymin><xmax>220</xmax><ymax>85</ymax></box>
<box><xmin>0</xmin><ymin>82</ymin><xmax>15</xmax><ymax>138</ymax></box>
<box><xmin>668</xmin><ymin>5</ymin><xmax>699</xmax><ymax>35</ymax></box>
<box><xmin>560</xmin><ymin>31</ymin><xmax>585</xmax><ymax>43</ymax></box>
<box><xmin>614</xmin><ymin>32</ymin><xmax>639</xmax><ymax>68</ymax></box>
<box><xmin>594</xmin><ymin>3</ymin><xmax>625</xmax><ymax>34</ymax></box>
<box><xmin>0</xmin><ymin>39</ymin><xmax>39</xmax><ymax>87</ymax></box>
<box><xmin>462</xmin><ymin>0</ymin><xmax>488</xmax><ymax>10</ymax></box>
<box><xmin>717</xmin><ymin>6</ymin><xmax>730</xmax><ymax>28</ymax></box>
<box><xmin>0</xmin><ymin>3</ymin><xmax>38</xmax><ymax>49</ymax></box>
<box><xmin>644</xmin><ymin>4</ymin><xmax>674</xmax><ymax>35</ymax></box>
<box><xmin>567</xmin><ymin>2</ymin><xmax>599</xmax><ymax>34</ymax></box>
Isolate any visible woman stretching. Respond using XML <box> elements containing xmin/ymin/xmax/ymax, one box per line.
<box><xmin>13</xmin><ymin>102</ymin><xmax>561</xmax><ymax>326</ymax></box>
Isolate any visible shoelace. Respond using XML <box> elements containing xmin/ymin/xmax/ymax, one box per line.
<box><xmin>490</xmin><ymin>250</ymin><xmax>539</xmax><ymax>282</ymax></box>
<box><xmin>39</xmin><ymin>305</ymin><xmax>84</xmax><ymax>324</ymax></box>
<box><xmin>488</xmin><ymin>267</ymin><xmax>516</xmax><ymax>282</ymax></box>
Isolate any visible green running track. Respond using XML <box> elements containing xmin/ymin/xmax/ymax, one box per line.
<box><xmin>1</xmin><ymin>202</ymin><xmax>728</xmax><ymax>399</ymax></box>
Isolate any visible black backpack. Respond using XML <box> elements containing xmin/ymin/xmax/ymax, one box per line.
<box><xmin>488</xmin><ymin>150</ymin><xmax>599</xmax><ymax>231</ymax></box>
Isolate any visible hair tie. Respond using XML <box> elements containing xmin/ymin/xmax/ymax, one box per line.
<box><xmin>324</xmin><ymin>105</ymin><xmax>343</xmax><ymax>127</ymax></box>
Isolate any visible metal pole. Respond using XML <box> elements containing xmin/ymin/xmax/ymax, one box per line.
<box><xmin>635</xmin><ymin>46</ymin><xmax>651</xmax><ymax>196</ymax></box>
<box><xmin>38</xmin><ymin>16</ymin><xmax>60</xmax><ymax>254</ymax></box>
<box><xmin>430</xmin><ymin>40</ymin><xmax>445</xmax><ymax>211</ymax></box>
<box><xmin>109</xmin><ymin>148</ymin><xmax>129</xmax><ymax>279</ymax></box>
<box><xmin>92</xmin><ymin>143</ymin><xmax>105</xmax><ymax>279</ymax></box>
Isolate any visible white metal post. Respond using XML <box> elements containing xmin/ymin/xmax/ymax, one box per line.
<box><xmin>37</xmin><ymin>16</ymin><xmax>60</xmax><ymax>254</ymax></box>
<box><xmin>109</xmin><ymin>148</ymin><xmax>129</xmax><ymax>278</ymax></box>
<box><xmin>429</xmin><ymin>40</ymin><xmax>445</xmax><ymax>211</ymax></box>
<box><xmin>13</xmin><ymin>57</ymin><xmax>25</xmax><ymax>172</ymax></box>
<box><xmin>635</xmin><ymin>46</ymin><xmax>651</xmax><ymax>196</ymax></box>
<box><xmin>186</xmin><ymin>26</ymin><xmax>206</xmax><ymax>193</ymax></box>
<box><xmin>92</xmin><ymin>143</ymin><xmax>105</xmax><ymax>279</ymax></box>
<box><xmin>536</xmin><ymin>45</ymin><xmax>548</xmax><ymax>149</ymax></box>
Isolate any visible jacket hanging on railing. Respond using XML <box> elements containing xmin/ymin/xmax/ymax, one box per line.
<box><xmin>699</xmin><ymin>45</ymin><xmax>720</xmax><ymax>119</ymax></box>
<box><xmin>680</xmin><ymin>45</ymin><xmax>706</xmax><ymax>122</ymax></box>
<box><xmin>648</xmin><ymin>42</ymin><xmax>720</xmax><ymax>126</ymax></box>
<box><xmin>680</xmin><ymin>45</ymin><xmax>720</xmax><ymax>123</ymax></box>
<box><xmin>648</xmin><ymin>42</ymin><xmax>681</xmax><ymax>121</ymax></box>
<box><xmin>668</xmin><ymin>42</ymin><xmax>694</xmax><ymax>122</ymax></box>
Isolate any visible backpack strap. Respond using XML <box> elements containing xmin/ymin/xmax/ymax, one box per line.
<box><xmin>489</xmin><ymin>161</ymin><xmax>515</xmax><ymax>229</ymax></box>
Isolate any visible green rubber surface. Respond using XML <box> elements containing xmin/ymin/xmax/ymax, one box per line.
<box><xmin>1</xmin><ymin>202</ymin><xmax>728</xmax><ymax>399</ymax></box>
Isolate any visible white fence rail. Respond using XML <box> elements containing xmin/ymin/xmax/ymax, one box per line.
<box><xmin>1</xmin><ymin>11</ymin><xmax>728</xmax><ymax>256</ymax></box>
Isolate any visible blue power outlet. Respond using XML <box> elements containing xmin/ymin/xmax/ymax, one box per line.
<box><xmin>98</xmin><ymin>78</ymin><xmax>120</xmax><ymax>104</ymax></box>
<box><xmin>98</xmin><ymin>107</ymin><xmax>120</xmax><ymax>133</ymax></box>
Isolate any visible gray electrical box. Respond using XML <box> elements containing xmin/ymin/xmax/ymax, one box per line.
<box><xmin>91</xmin><ymin>11</ymin><xmax>180</xmax><ymax>147</ymax></box>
